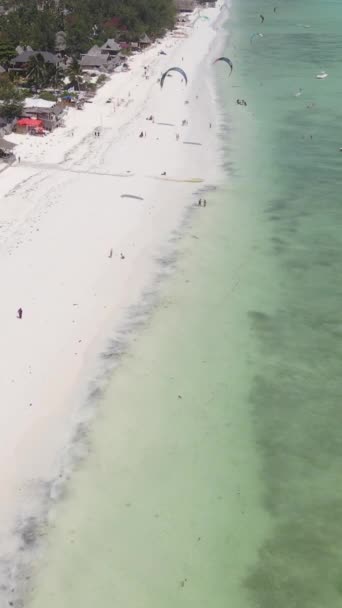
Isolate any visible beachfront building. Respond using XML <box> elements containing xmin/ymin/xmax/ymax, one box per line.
<box><xmin>21</xmin><ymin>97</ymin><xmax>65</xmax><ymax>131</ymax></box>
<box><xmin>0</xmin><ymin>137</ymin><xmax>15</xmax><ymax>161</ymax></box>
<box><xmin>80</xmin><ymin>47</ymin><xmax>122</xmax><ymax>72</ymax></box>
<box><xmin>139</xmin><ymin>34</ymin><xmax>152</xmax><ymax>48</ymax></box>
<box><xmin>100</xmin><ymin>39</ymin><xmax>121</xmax><ymax>56</ymax></box>
<box><xmin>80</xmin><ymin>54</ymin><xmax>108</xmax><ymax>70</ymax></box>
<box><xmin>10</xmin><ymin>50</ymin><xmax>59</xmax><ymax>75</ymax></box>
<box><xmin>174</xmin><ymin>0</ymin><xmax>196</xmax><ymax>12</ymax></box>
<box><xmin>15</xmin><ymin>45</ymin><xmax>33</xmax><ymax>56</ymax></box>
<box><xmin>55</xmin><ymin>31</ymin><xmax>67</xmax><ymax>54</ymax></box>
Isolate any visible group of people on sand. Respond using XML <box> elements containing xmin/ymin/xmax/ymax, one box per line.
<box><xmin>236</xmin><ymin>99</ymin><xmax>247</xmax><ymax>106</ymax></box>
<box><xmin>198</xmin><ymin>199</ymin><xmax>207</xmax><ymax>207</ymax></box>
<box><xmin>109</xmin><ymin>249</ymin><xmax>125</xmax><ymax>260</ymax></box>
<box><xmin>94</xmin><ymin>129</ymin><xmax>101</xmax><ymax>137</ymax></box>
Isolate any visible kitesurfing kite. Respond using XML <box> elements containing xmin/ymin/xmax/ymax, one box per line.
<box><xmin>260</xmin><ymin>14</ymin><xmax>265</xmax><ymax>23</ymax></box>
<box><xmin>250</xmin><ymin>32</ymin><xmax>264</xmax><ymax>44</ymax></box>
<box><xmin>160</xmin><ymin>67</ymin><xmax>188</xmax><ymax>88</ymax></box>
<box><xmin>213</xmin><ymin>56</ymin><xmax>233</xmax><ymax>76</ymax></box>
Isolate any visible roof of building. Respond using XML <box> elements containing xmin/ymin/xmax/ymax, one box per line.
<box><xmin>0</xmin><ymin>138</ymin><xmax>15</xmax><ymax>152</ymax></box>
<box><xmin>24</xmin><ymin>98</ymin><xmax>56</xmax><ymax>109</ymax></box>
<box><xmin>140</xmin><ymin>33</ymin><xmax>152</xmax><ymax>44</ymax></box>
<box><xmin>55</xmin><ymin>31</ymin><xmax>67</xmax><ymax>51</ymax></box>
<box><xmin>101</xmin><ymin>39</ymin><xmax>121</xmax><ymax>52</ymax></box>
<box><xmin>87</xmin><ymin>45</ymin><xmax>102</xmax><ymax>56</ymax></box>
<box><xmin>15</xmin><ymin>45</ymin><xmax>33</xmax><ymax>55</ymax></box>
<box><xmin>174</xmin><ymin>0</ymin><xmax>196</xmax><ymax>11</ymax></box>
<box><xmin>80</xmin><ymin>54</ymin><xmax>109</xmax><ymax>68</ymax></box>
<box><xmin>11</xmin><ymin>51</ymin><xmax>58</xmax><ymax>65</ymax></box>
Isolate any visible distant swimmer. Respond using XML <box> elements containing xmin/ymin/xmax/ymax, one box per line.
<box><xmin>260</xmin><ymin>14</ymin><xmax>264</xmax><ymax>23</ymax></box>
<box><xmin>17</xmin><ymin>307</ymin><xmax>23</xmax><ymax>319</ymax></box>
<box><xmin>294</xmin><ymin>88</ymin><xmax>303</xmax><ymax>97</ymax></box>
<box><xmin>316</xmin><ymin>71</ymin><xmax>328</xmax><ymax>79</ymax></box>
<box><xmin>274</xmin><ymin>6</ymin><xmax>277</xmax><ymax>12</ymax></box>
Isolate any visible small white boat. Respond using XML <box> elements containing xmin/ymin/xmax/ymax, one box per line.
<box><xmin>316</xmin><ymin>71</ymin><xmax>328</xmax><ymax>79</ymax></box>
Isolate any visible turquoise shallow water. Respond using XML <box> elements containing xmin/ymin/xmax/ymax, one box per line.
<box><xmin>23</xmin><ymin>0</ymin><xmax>342</xmax><ymax>605</ymax></box>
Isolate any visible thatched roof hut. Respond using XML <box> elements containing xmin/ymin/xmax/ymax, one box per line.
<box><xmin>140</xmin><ymin>33</ymin><xmax>152</xmax><ymax>45</ymax></box>
<box><xmin>174</xmin><ymin>0</ymin><xmax>196</xmax><ymax>12</ymax></box>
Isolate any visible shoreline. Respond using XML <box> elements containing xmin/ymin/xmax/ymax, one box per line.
<box><xmin>0</xmin><ymin>1</ymin><xmax>228</xmax><ymax>599</ymax></box>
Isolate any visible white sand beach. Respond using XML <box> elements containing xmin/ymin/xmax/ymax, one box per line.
<box><xmin>0</xmin><ymin>2</ymin><xmax>225</xmax><ymax>576</ymax></box>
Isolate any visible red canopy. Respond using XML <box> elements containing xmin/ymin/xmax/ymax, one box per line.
<box><xmin>17</xmin><ymin>118</ymin><xmax>43</xmax><ymax>127</ymax></box>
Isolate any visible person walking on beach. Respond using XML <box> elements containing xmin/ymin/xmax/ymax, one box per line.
<box><xmin>18</xmin><ymin>156</ymin><xmax>21</xmax><ymax>164</ymax></box>
<box><xmin>198</xmin><ymin>199</ymin><xmax>202</xmax><ymax>206</ymax></box>
<box><xmin>108</xmin><ymin>248</ymin><xmax>113</xmax><ymax>258</ymax></box>
<box><xmin>203</xmin><ymin>199</ymin><xmax>207</xmax><ymax>207</ymax></box>
<box><xmin>17</xmin><ymin>308</ymin><xmax>23</xmax><ymax>319</ymax></box>
<box><xmin>120</xmin><ymin>252</ymin><xmax>125</xmax><ymax>260</ymax></box>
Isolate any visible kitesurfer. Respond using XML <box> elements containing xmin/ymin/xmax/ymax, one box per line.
<box><xmin>213</xmin><ymin>56</ymin><xmax>233</xmax><ymax>75</ymax></box>
<box><xmin>160</xmin><ymin>67</ymin><xmax>188</xmax><ymax>88</ymax></box>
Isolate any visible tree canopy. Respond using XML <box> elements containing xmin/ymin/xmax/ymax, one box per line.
<box><xmin>0</xmin><ymin>75</ymin><xmax>25</xmax><ymax>119</ymax></box>
<box><xmin>1</xmin><ymin>0</ymin><xmax>176</xmax><ymax>55</ymax></box>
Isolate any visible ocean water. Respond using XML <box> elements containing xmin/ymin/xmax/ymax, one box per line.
<box><xmin>24</xmin><ymin>0</ymin><xmax>342</xmax><ymax>606</ymax></box>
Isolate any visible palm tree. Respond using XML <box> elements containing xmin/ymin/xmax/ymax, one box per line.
<box><xmin>45</xmin><ymin>63</ymin><xmax>65</xmax><ymax>89</ymax></box>
<box><xmin>0</xmin><ymin>41</ymin><xmax>16</xmax><ymax>68</ymax></box>
<box><xmin>67</xmin><ymin>57</ymin><xmax>83</xmax><ymax>90</ymax></box>
<box><xmin>27</xmin><ymin>53</ymin><xmax>47</xmax><ymax>90</ymax></box>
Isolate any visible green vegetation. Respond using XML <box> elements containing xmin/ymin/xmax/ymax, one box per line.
<box><xmin>0</xmin><ymin>41</ymin><xmax>16</xmax><ymax>65</ymax></box>
<box><xmin>26</xmin><ymin>52</ymin><xmax>64</xmax><ymax>89</ymax></box>
<box><xmin>0</xmin><ymin>0</ymin><xmax>176</xmax><ymax>56</ymax></box>
<box><xmin>0</xmin><ymin>76</ymin><xmax>24</xmax><ymax>119</ymax></box>
<box><xmin>39</xmin><ymin>90</ymin><xmax>57</xmax><ymax>102</ymax></box>
<box><xmin>96</xmin><ymin>74</ymin><xmax>108</xmax><ymax>86</ymax></box>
